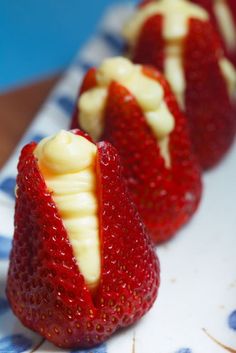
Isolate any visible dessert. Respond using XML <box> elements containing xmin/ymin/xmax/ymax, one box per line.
<box><xmin>6</xmin><ymin>130</ymin><xmax>159</xmax><ymax>348</ymax></box>
<box><xmin>123</xmin><ymin>0</ymin><xmax>236</xmax><ymax>169</ymax></box>
<box><xmin>71</xmin><ymin>57</ymin><xmax>202</xmax><ymax>244</ymax></box>
<box><xmin>190</xmin><ymin>0</ymin><xmax>236</xmax><ymax>66</ymax></box>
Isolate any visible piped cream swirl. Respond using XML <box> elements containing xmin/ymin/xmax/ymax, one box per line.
<box><xmin>34</xmin><ymin>130</ymin><xmax>100</xmax><ymax>293</ymax></box>
<box><xmin>79</xmin><ymin>57</ymin><xmax>175</xmax><ymax>168</ymax></box>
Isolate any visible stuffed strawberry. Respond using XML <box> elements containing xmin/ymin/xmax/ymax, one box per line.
<box><xmin>123</xmin><ymin>0</ymin><xmax>236</xmax><ymax>169</ymax></box>
<box><xmin>6</xmin><ymin>130</ymin><xmax>159</xmax><ymax>349</ymax></box>
<box><xmin>190</xmin><ymin>0</ymin><xmax>236</xmax><ymax>66</ymax></box>
<box><xmin>71</xmin><ymin>57</ymin><xmax>202</xmax><ymax>244</ymax></box>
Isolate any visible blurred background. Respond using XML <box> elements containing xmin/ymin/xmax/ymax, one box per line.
<box><xmin>0</xmin><ymin>0</ymin><xmax>133</xmax><ymax>166</ymax></box>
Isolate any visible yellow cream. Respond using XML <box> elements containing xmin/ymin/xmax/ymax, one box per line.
<box><xmin>123</xmin><ymin>0</ymin><xmax>208</xmax><ymax>44</ymax></box>
<box><xmin>34</xmin><ymin>130</ymin><xmax>100</xmax><ymax>293</ymax></box>
<box><xmin>123</xmin><ymin>0</ymin><xmax>236</xmax><ymax>107</ymax></box>
<box><xmin>78</xmin><ymin>57</ymin><xmax>175</xmax><ymax>168</ymax></box>
<box><xmin>123</xmin><ymin>0</ymin><xmax>209</xmax><ymax>108</ymax></box>
<box><xmin>164</xmin><ymin>46</ymin><xmax>186</xmax><ymax>108</ymax></box>
<box><xmin>219</xmin><ymin>58</ymin><xmax>236</xmax><ymax>98</ymax></box>
<box><xmin>214</xmin><ymin>0</ymin><xmax>236</xmax><ymax>52</ymax></box>
<box><xmin>79</xmin><ymin>87</ymin><xmax>107</xmax><ymax>142</ymax></box>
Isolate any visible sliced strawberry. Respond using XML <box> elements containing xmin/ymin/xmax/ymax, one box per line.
<box><xmin>228</xmin><ymin>0</ymin><xmax>236</xmax><ymax>19</ymax></box>
<box><xmin>73</xmin><ymin>64</ymin><xmax>202</xmax><ymax>243</ymax></box>
<box><xmin>71</xmin><ymin>68</ymin><xmax>97</xmax><ymax>129</ymax></box>
<box><xmin>184</xmin><ymin>19</ymin><xmax>236</xmax><ymax>169</ymax></box>
<box><xmin>190</xmin><ymin>0</ymin><xmax>217</xmax><ymax>22</ymax></box>
<box><xmin>138</xmin><ymin>0</ymin><xmax>154</xmax><ymax>8</ymax></box>
<box><xmin>101</xmin><ymin>68</ymin><xmax>202</xmax><ymax>243</ymax></box>
<box><xmin>190</xmin><ymin>0</ymin><xmax>236</xmax><ymax>66</ymax></box>
<box><xmin>129</xmin><ymin>8</ymin><xmax>236</xmax><ymax>169</ymax></box>
<box><xmin>133</xmin><ymin>14</ymin><xmax>164</xmax><ymax>72</ymax></box>
<box><xmin>6</xmin><ymin>131</ymin><xmax>159</xmax><ymax>349</ymax></box>
<box><xmin>80</xmin><ymin>68</ymin><xmax>97</xmax><ymax>94</ymax></box>
<box><xmin>95</xmin><ymin>141</ymin><xmax>159</xmax><ymax>317</ymax></box>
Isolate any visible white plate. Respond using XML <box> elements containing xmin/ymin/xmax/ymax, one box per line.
<box><xmin>0</xmin><ymin>3</ymin><xmax>235</xmax><ymax>353</ymax></box>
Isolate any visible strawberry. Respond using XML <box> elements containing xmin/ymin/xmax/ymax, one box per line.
<box><xmin>190</xmin><ymin>0</ymin><xmax>236</xmax><ymax>66</ymax></box>
<box><xmin>132</xmin><ymin>14</ymin><xmax>164</xmax><ymax>72</ymax></box>
<box><xmin>72</xmin><ymin>63</ymin><xmax>202</xmax><ymax>244</ymax></box>
<box><xmin>124</xmin><ymin>0</ymin><xmax>236</xmax><ymax>169</ymax></box>
<box><xmin>71</xmin><ymin>69</ymin><xmax>97</xmax><ymax>130</ymax></box>
<box><xmin>184</xmin><ymin>19</ymin><xmax>236</xmax><ymax>169</ymax></box>
<box><xmin>138</xmin><ymin>0</ymin><xmax>154</xmax><ymax>8</ymax></box>
<box><xmin>6</xmin><ymin>130</ymin><xmax>159</xmax><ymax>349</ymax></box>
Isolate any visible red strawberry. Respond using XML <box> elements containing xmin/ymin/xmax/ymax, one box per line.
<box><xmin>6</xmin><ymin>129</ymin><xmax>159</xmax><ymax>349</ymax></box>
<box><xmin>190</xmin><ymin>0</ymin><xmax>236</xmax><ymax>66</ymax></box>
<box><xmin>126</xmin><ymin>1</ymin><xmax>236</xmax><ymax>169</ymax></box>
<box><xmin>71</xmin><ymin>68</ymin><xmax>97</xmax><ymax>130</ymax></box>
<box><xmin>184</xmin><ymin>19</ymin><xmax>236</xmax><ymax>169</ymax></box>
<box><xmin>138</xmin><ymin>0</ymin><xmax>154</xmax><ymax>8</ymax></box>
<box><xmin>133</xmin><ymin>14</ymin><xmax>164</xmax><ymax>72</ymax></box>
<box><xmin>72</xmin><ymin>64</ymin><xmax>202</xmax><ymax>244</ymax></box>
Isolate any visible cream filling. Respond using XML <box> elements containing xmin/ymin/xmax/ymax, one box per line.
<box><xmin>219</xmin><ymin>58</ymin><xmax>236</xmax><ymax>98</ymax></box>
<box><xmin>34</xmin><ymin>130</ymin><xmax>100</xmax><ymax>292</ymax></box>
<box><xmin>214</xmin><ymin>0</ymin><xmax>236</xmax><ymax>51</ymax></box>
<box><xmin>79</xmin><ymin>87</ymin><xmax>107</xmax><ymax>143</ymax></box>
<box><xmin>123</xmin><ymin>0</ymin><xmax>208</xmax><ymax>108</ymax></box>
<box><xmin>123</xmin><ymin>0</ymin><xmax>208</xmax><ymax>44</ymax></box>
<box><xmin>164</xmin><ymin>43</ymin><xmax>186</xmax><ymax>108</ymax></box>
<box><xmin>79</xmin><ymin>57</ymin><xmax>175</xmax><ymax>168</ymax></box>
<box><xmin>123</xmin><ymin>0</ymin><xmax>236</xmax><ymax>107</ymax></box>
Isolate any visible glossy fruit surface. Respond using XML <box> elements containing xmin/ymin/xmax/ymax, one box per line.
<box><xmin>190</xmin><ymin>0</ymin><xmax>236</xmax><ymax>66</ymax></box>
<box><xmin>7</xmin><ymin>131</ymin><xmax>159</xmax><ymax>348</ymax></box>
<box><xmin>73</xmin><ymin>67</ymin><xmax>202</xmax><ymax>243</ymax></box>
<box><xmin>130</xmin><ymin>9</ymin><xmax>236</xmax><ymax>169</ymax></box>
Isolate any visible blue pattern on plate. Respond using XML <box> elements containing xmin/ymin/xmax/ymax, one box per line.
<box><xmin>0</xmin><ymin>297</ymin><xmax>10</xmax><ymax>316</ymax></box>
<box><xmin>55</xmin><ymin>95</ymin><xmax>76</xmax><ymax>115</ymax></box>
<box><xmin>0</xmin><ymin>335</ymin><xmax>32</xmax><ymax>353</ymax></box>
<box><xmin>0</xmin><ymin>177</ymin><xmax>16</xmax><ymax>199</ymax></box>
<box><xmin>71</xmin><ymin>343</ymin><xmax>107</xmax><ymax>353</ymax></box>
<box><xmin>30</xmin><ymin>133</ymin><xmax>47</xmax><ymax>143</ymax></box>
<box><xmin>228</xmin><ymin>310</ymin><xmax>236</xmax><ymax>331</ymax></box>
<box><xmin>175</xmin><ymin>349</ymin><xmax>192</xmax><ymax>353</ymax></box>
<box><xmin>76</xmin><ymin>60</ymin><xmax>94</xmax><ymax>72</ymax></box>
<box><xmin>100</xmin><ymin>31</ymin><xmax>124</xmax><ymax>53</ymax></box>
<box><xmin>0</xmin><ymin>235</ymin><xmax>12</xmax><ymax>260</ymax></box>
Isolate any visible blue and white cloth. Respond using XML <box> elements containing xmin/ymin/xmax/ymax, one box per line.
<box><xmin>0</xmin><ymin>3</ymin><xmax>236</xmax><ymax>353</ymax></box>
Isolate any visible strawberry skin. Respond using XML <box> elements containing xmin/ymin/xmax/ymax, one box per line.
<box><xmin>190</xmin><ymin>0</ymin><xmax>236</xmax><ymax>66</ymax></box>
<box><xmin>6</xmin><ymin>130</ymin><xmax>159</xmax><ymax>348</ymax></box>
<box><xmin>228</xmin><ymin>0</ymin><xmax>236</xmax><ymax>18</ymax></box>
<box><xmin>130</xmin><ymin>7</ymin><xmax>236</xmax><ymax>169</ymax></box>
<box><xmin>71</xmin><ymin>69</ymin><xmax>97</xmax><ymax>130</ymax></box>
<box><xmin>184</xmin><ymin>19</ymin><xmax>236</xmax><ymax>169</ymax></box>
<box><xmin>133</xmin><ymin>14</ymin><xmax>164</xmax><ymax>72</ymax></box>
<box><xmin>138</xmin><ymin>0</ymin><xmax>154</xmax><ymax>8</ymax></box>
<box><xmin>73</xmin><ymin>67</ymin><xmax>202</xmax><ymax>244</ymax></box>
